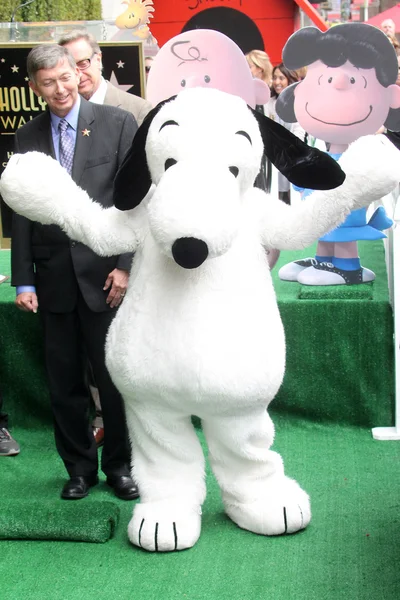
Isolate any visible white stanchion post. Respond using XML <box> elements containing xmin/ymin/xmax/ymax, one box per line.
<box><xmin>372</xmin><ymin>187</ymin><xmax>400</xmax><ymax>440</ymax></box>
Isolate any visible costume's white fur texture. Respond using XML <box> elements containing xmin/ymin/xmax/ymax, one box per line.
<box><xmin>2</xmin><ymin>88</ymin><xmax>400</xmax><ymax>552</ymax></box>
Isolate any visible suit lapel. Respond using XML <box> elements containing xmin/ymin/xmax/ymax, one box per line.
<box><xmin>37</xmin><ymin>111</ymin><xmax>56</xmax><ymax>158</ymax></box>
<box><xmin>104</xmin><ymin>81</ymin><xmax>121</xmax><ymax>108</ymax></box>
<box><xmin>72</xmin><ymin>98</ymin><xmax>95</xmax><ymax>184</ymax></box>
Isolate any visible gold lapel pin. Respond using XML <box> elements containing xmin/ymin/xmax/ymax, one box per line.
<box><xmin>82</xmin><ymin>129</ymin><xmax>91</xmax><ymax>137</ymax></box>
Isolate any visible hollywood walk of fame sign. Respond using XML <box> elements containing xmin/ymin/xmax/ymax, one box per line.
<box><xmin>0</xmin><ymin>42</ymin><xmax>145</xmax><ymax>246</ymax></box>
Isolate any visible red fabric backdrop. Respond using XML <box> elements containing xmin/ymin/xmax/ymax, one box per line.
<box><xmin>150</xmin><ymin>0</ymin><xmax>296</xmax><ymax>65</ymax></box>
<box><xmin>367</xmin><ymin>4</ymin><xmax>400</xmax><ymax>32</ymax></box>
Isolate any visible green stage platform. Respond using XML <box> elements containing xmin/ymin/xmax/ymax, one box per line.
<box><xmin>0</xmin><ymin>240</ymin><xmax>394</xmax><ymax>430</ymax></box>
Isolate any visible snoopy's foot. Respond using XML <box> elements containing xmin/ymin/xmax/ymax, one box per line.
<box><xmin>297</xmin><ymin>263</ymin><xmax>375</xmax><ymax>286</ymax></box>
<box><xmin>224</xmin><ymin>477</ymin><xmax>311</xmax><ymax>536</ymax></box>
<box><xmin>128</xmin><ymin>502</ymin><xmax>202</xmax><ymax>552</ymax></box>
<box><xmin>278</xmin><ymin>257</ymin><xmax>318</xmax><ymax>281</ymax></box>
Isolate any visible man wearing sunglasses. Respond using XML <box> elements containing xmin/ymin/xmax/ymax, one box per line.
<box><xmin>59</xmin><ymin>29</ymin><xmax>152</xmax><ymax>126</ymax></box>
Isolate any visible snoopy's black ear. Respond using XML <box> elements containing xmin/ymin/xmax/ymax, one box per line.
<box><xmin>385</xmin><ymin>129</ymin><xmax>400</xmax><ymax>150</ymax></box>
<box><xmin>250</xmin><ymin>108</ymin><xmax>346</xmax><ymax>190</ymax></box>
<box><xmin>114</xmin><ymin>96</ymin><xmax>177</xmax><ymax>211</ymax></box>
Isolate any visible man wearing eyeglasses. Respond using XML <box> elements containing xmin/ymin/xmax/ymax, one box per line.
<box><xmin>59</xmin><ymin>29</ymin><xmax>152</xmax><ymax>126</ymax></box>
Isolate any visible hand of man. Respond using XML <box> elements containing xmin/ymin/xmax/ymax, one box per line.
<box><xmin>104</xmin><ymin>268</ymin><xmax>129</xmax><ymax>308</ymax></box>
<box><xmin>16</xmin><ymin>292</ymin><xmax>39</xmax><ymax>313</ymax></box>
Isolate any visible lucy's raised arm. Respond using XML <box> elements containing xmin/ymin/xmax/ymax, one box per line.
<box><xmin>259</xmin><ymin>135</ymin><xmax>400</xmax><ymax>250</ymax></box>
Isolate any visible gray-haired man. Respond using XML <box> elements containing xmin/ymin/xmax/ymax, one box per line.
<box><xmin>59</xmin><ymin>29</ymin><xmax>152</xmax><ymax>126</ymax></box>
<box><xmin>11</xmin><ymin>44</ymin><xmax>138</xmax><ymax>500</ymax></box>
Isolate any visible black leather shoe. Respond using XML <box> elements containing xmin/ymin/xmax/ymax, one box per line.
<box><xmin>61</xmin><ymin>475</ymin><xmax>99</xmax><ymax>500</ymax></box>
<box><xmin>106</xmin><ymin>475</ymin><xmax>139</xmax><ymax>500</ymax></box>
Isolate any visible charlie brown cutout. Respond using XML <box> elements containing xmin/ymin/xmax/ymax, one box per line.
<box><xmin>276</xmin><ymin>23</ymin><xmax>400</xmax><ymax>286</ymax></box>
<box><xmin>146</xmin><ymin>29</ymin><xmax>270</xmax><ymax>110</ymax></box>
<box><xmin>146</xmin><ymin>29</ymin><xmax>282</xmax><ymax>267</ymax></box>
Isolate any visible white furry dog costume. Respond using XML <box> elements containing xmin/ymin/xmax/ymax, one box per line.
<box><xmin>1</xmin><ymin>88</ymin><xmax>399</xmax><ymax>552</ymax></box>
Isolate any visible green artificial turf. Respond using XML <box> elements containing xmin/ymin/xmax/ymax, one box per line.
<box><xmin>1</xmin><ymin>420</ymin><xmax>400</xmax><ymax>600</ymax></box>
<box><xmin>272</xmin><ymin>241</ymin><xmax>394</xmax><ymax>428</ymax></box>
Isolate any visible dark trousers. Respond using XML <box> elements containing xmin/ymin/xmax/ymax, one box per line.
<box><xmin>40</xmin><ymin>291</ymin><xmax>131</xmax><ymax>479</ymax></box>
<box><xmin>0</xmin><ymin>390</ymin><xmax>8</xmax><ymax>428</ymax></box>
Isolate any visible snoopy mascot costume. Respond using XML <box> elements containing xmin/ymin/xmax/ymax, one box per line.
<box><xmin>1</xmin><ymin>86</ymin><xmax>400</xmax><ymax>552</ymax></box>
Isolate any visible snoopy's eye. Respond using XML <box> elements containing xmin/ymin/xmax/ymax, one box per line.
<box><xmin>181</xmin><ymin>79</ymin><xmax>186</xmax><ymax>87</ymax></box>
<box><xmin>204</xmin><ymin>75</ymin><xmax>211</xmax><ymax>83</ymax></box>
<box><xmin>229</xmin><ymin>166</ymin><xmax>239</xmax><ymax>178</ymax></box>
<box><xmin>165</xmin><ymin>158</ymin><xmax>177</xmax><ymax>171</ymax></box>
<box><xmin>350</xmin><ymin>77</ymin><xmax>355</xmax><ymax>84</ymax></box>
<box><xmin>328</xmin><ymin>77</ymin><xmax>332</xmax><ymax>83</ymax></box>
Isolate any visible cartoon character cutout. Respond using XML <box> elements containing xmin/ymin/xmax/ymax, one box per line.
<box><xmin>276</xmin><ymin>23</ymin><xmax>400</xmax><ymax>286</ymax></box>
<box><xmin>145</xmin><ymin>29</ymin><xmax>349</xmax><ymax>269</ymax></box>
<box><xmin>115</xmin><ymin>0</ymin><xmax>156</xmax><ymax>42</ymax></box>
<box><xmin>145</xmin><ymin>30</ymin><xmax>276</xmax><ymax>261</ymax></box>
<box><xmin>146</xmin><ymin>29</ymin><xmax>271</xmax><ymax>110</ymax></box>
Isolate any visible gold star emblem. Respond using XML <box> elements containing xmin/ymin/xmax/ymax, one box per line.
<box><xmin>11</xmin><ymin>65</ymin><xmax>19</xmax><ymax>73</ymax></box>
<box><xmin>82</xmin><ymin>129</ymin><xmax>91</xmax><ymax>137</ymax></box>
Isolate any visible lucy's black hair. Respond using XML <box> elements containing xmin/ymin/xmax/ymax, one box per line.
<box><xmin>277</xmin><ymin>24</ymin><xmax>400</xmax><ymax>130</ymax></box>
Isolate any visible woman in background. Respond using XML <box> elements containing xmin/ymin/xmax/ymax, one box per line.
<box><xmin>245</xmin><ymin>49</ymin><xmax>276</xmax><ymax>266</ymax></box>
<box><xmin>265</xmin><ymin>63</ymin><xmax>305</xmax><ymax>203</ymax></box>
<box><xmin>245</xmin><ymin>49</ymin><xmax>273</xmax><ymax>87</ymax></box>
<box><xmin>245</xmin><ymin>49</ymin><xmax>274</xmax><ymax>197</ymax></box>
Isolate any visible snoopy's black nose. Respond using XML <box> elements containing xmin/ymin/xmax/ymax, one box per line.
<box><xmin>172</xmin><ymin>237</ymin><xmax>209</xmax><ymax>269</ymax></box>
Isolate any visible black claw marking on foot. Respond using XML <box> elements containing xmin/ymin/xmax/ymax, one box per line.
<box><xmin>298</xmin><ymin>505</ymin><xmax>304</xmax><ymax>529</ymax></box>
<box><xmin>139</xmin><ymin>518</ymin><xmax>145</xmax><ymax>547</ymax></box>
<box><xmin>283</xmin><ymin>507</ymin><xmax>288</xmax><ymax>534</ymax></box>
<box><xmin>173</xmin><ymin>521</ymin><xmax>178</xmax><ymax>551</ymax></box>
<box><xmin>154</xmin><ymin>522</ymin><xmax>159</xmax><ymax>552</ymax></box>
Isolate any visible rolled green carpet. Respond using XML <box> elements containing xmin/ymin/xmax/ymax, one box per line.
<box><xmin>0</xmin><ymin>500</ymin><xmax>120</xmax><ymax>543</ymax></box>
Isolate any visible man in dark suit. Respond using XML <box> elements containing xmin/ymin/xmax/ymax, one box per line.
<box><xmin>58</xmin><ymin>28</ymin><xmax>153</xmax><ymax>446</ymax></box>
<box><xmin>11</xmin><ymin>44</ymin><xmax>138</xmax><ymax>500</ymax></box>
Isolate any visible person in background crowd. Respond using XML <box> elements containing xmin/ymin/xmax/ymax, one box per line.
<box><xmin>381</xmin><ymin>18</ymin><xmax>396</xmax><ymax>38</ymax></box>
<box><xmin>58</xmin><ymin>29</ymin><xmax>153</xmax><ymax>445</ymax></box>
<box><xmin>245</xmin><ymin>49</ymin><xmax>277</xmax><ymax>265</ymax></box>
<box><xmin>396</xmin><ymin>48</ymin><xmax>400</xmax><ymax>87</ymax></box>
<box><xmin>145</xmin><ymin>56</ymin><xmax>153</xmax><ymax>81</ymax></box>
<box><xmin>264</xmin><ymin>63</ymin><xmax>305</xmax><ymax>204</ymax></box>
<box><xmin>12</xmin><ymin>44</ymin><xmax>139</xmax><ymax>501</ymax></box>
<box><xmin>386</xmin><ymin>33</ymin><xmax>399</xmax><ymax>50</ymax></box>
<box><xmin>245</xmin><ymin>49</ymin><xmax>273</xmax><ymax>87</ymax></box>
<box><xmin>295</xmin><ymin>66</ymin><xmax>307</xmax><ymax>80</ymax></box>
<box><xmin>58</xmin><ymin>29</ymin><xmax>152</xmax><ymax>126</ymax></box>
<box><xmin>0</xmin><ymin>282</ymin><xmax>17</xmax><ymax>456</ymax></box>
<box><xmin>0</xmin><ymin>390</ymin><xmax>20</xmax><ymax>456</ymax></box>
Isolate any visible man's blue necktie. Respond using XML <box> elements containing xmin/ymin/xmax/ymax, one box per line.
<box><xmin>58</xmin><ymin>118</ymin><xmax>74</xmax><ymax>174</ymax></box>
